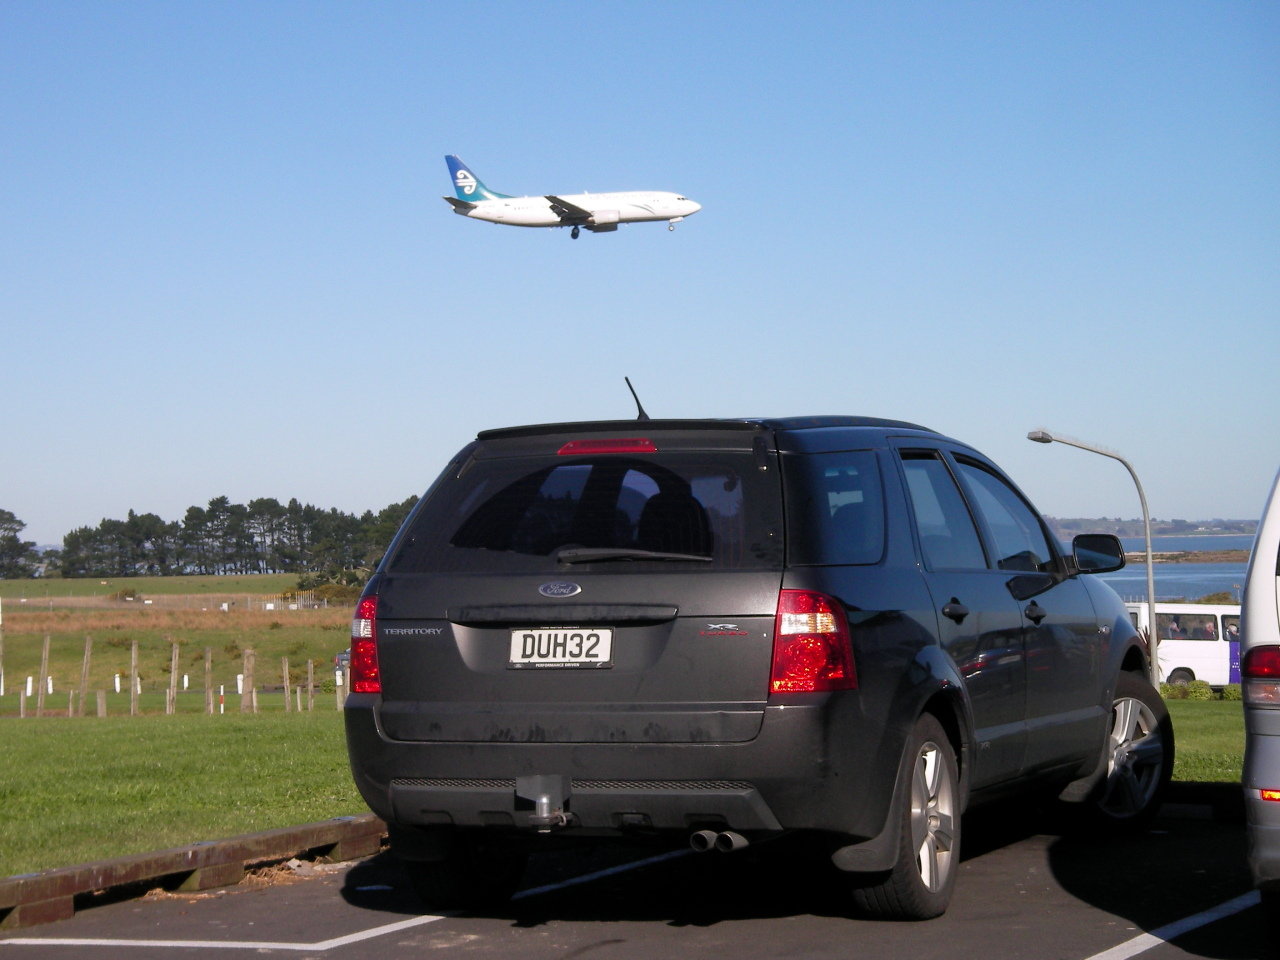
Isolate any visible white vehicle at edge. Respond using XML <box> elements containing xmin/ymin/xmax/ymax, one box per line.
<box><xmin>441</xmin><ymin>155</ymin><xmax>701</xmax><ymax>239</ymax></box>
<box><xmin>1241</xmin><ymin>466</ymin><xmax>1280</xmax><ymax>931</ymax></box>
<box><xmin>1124</xmin><ymin>601</ymin><xmax>1242</xmax><ymax>686</ymax></box>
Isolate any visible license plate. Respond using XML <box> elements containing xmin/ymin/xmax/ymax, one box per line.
<box><xmin>509</xmin><ymin>628</ymin><xmax>613</xmax><ymax>669</ymax></box>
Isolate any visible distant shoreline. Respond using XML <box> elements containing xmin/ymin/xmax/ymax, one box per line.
<box><xmin>1123</xmin><ymin>549</ymin><xmax>1250</xmax><ymax>564</ymax></box>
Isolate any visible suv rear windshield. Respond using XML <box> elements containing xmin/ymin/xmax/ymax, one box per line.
<box><xmin>389</xmin><ymin>453</ymin><xmax>784</xmax><ymax>573</ymax></box>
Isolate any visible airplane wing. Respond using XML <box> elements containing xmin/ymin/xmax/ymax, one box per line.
<box><xmin>443</xmin><ymin>196</ymin><xmax>477</xmax><ymax>211</ymax></box>
<box><xmin>545</xmin><ymin>195</ymin><xmax>593</xmax><ymax>224</ymax></box>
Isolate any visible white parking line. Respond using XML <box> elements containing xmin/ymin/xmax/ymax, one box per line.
<box><xmin>0</xmin><ymin>913</ymin><xmax>451</xmax><ymax>952</ymax></box>
<box><xmin>1082</xmin><ymin>890</ymin><xmax>1261</xmax><ymax>960</ymax></box>
<box><xmin>0</xmin><ymin>850</ymin><xmax>691</xmax><ymax>952</ymax></box>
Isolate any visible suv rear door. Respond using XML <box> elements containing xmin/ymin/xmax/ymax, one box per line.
<box><xmin>372</xmin><ymin>423</ymin><xmax>786</xmax><ymax>745</ymax></box>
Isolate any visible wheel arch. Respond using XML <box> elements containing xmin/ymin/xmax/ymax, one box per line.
<box><xmin>920</xmin><ymin>688</ymin><xmax>972</xmax><ymax>810</ymax></box>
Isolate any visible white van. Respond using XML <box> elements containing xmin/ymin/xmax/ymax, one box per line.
<box><xmin>1124</xmin><ymin>601</ymin><xmax>1242</xmax><ymax>686</ymax></box>
<box><xmin>1241</xmin><ymin>467</ymin><xmax>1280</xmax><ymax>926</ymax></box>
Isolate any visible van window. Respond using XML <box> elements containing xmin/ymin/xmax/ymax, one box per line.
<box><xmin>1157</xmin><ymin>613</ymin><xmax>1219</xmax><ymax>641</ymax></box>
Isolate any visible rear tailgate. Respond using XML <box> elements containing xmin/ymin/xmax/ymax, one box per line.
<box><xmin>370</xmin><ymin>421</ymin><xmax>785</xmax><ymax>745</ymax></box>
<box><xmin>375</xmin><ymin>569</ymin><xmax>782</xmax><ymax>743</ymax></box>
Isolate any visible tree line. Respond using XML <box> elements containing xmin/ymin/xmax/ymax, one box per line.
<box><xmin>0</xmin><ymin>497</ymin><xmax>418</xmax><ymax>583</ymax></box>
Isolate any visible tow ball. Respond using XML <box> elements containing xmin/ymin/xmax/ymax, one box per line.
<box><xmin>517</xmin><ymin>774</ymin><xmax>572</xmax><ymax>833</ymax></box>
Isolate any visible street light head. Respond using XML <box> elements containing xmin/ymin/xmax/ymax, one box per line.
<box><xmin>1027</xmin><ymin>430</ymin><xmax>1055</xmax><ymax>444</ymax></box>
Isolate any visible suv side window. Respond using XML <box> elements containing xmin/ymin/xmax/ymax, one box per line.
<box><xmin>953</xmin><ymin>459</ymin><xmax>1055</xmax><ymax>573</ymax></box>
<box><xmin>900</xmin><ymin>452</ymin><xmax>988</xmax><ymax>570</ymax></box>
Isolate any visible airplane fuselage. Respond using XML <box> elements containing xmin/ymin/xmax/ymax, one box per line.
<box><xmin>454</xmin><ymin>191</ymin><xmax>700</xmax><ymax>230</ymax></box>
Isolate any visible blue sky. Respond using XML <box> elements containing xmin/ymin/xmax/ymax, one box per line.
<box><xmin>3</xmin><ymin>1</ymin><xmax>1277</xmax><ymax>546</ymax></box>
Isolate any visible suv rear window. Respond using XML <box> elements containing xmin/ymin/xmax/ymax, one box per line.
<box><xmin>782</xmin><ymin>450</ymin><xmax>886</xmax><ymax>566</ymax></box>
<box><xmin>390</xmin><ymin>453</ymin><xmax>783</xmax><ymax>573</ymax></box>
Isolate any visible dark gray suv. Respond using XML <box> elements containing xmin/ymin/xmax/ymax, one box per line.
<box><xmin>344</xmin><ymin>416</ymin><xmax>1171</xmax><ymax>919</ymax></box>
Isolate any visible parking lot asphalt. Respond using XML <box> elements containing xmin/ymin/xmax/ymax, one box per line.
<box><xmin>0</xmin><ymin>790</ymin><xmax>1270</xmax><ymax>960</ymax></box>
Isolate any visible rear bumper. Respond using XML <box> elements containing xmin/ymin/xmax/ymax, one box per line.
<box><xmin>1244</xmin><ymin>729</ymin><xmax>1280</xmax><ymax>889</ymax></box>
<box><xmin>344</xmin><ymin>693</ymin><xmax>901</xmax><ymax>841</ymax></box>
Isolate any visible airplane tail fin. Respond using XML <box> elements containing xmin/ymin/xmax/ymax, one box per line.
<box><xmin>445</xmin><ymin>155</ymin><xmax>512</xmax><ymax>201</ymax></box>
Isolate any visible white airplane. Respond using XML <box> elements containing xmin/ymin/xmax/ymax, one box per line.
<box><xmin>442</xmin><ymin>155</ymin><xmax>701</xmax><ymax>239</ymax></box>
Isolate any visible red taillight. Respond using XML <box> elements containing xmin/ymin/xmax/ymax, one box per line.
<box><xmin>770</xmin><ymin>590</ymin><xmax>856</xmax><ymax>693</ymax></box>
<box><xmin>1243</xmin><ymin>645</ymin><xmax>1280</xmax><ymax>707</ymax></box>
<box><xmin>557</xmin><ymin>438</ymin><xmax>658</xmax><ymax>456</ymax></box>
<box><xmin>1261</xmin><ymin>789</ymin><xmax>1280</xmax><ymax>802</ymax></box>
<box><xmin>350</xmin><ymin>595</ymin><xmax>381</xmax><ymax>694</ymax></box>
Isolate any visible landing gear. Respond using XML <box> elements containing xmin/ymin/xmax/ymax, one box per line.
<box><xmin>571</xmin><ymin>225</ymin><xmax>580</xmax><ymax>239</ymax></box>
<box><xmin>668</xmin><ymin>216</ymin><xmax>685</xmax><ymax>232</ymax></box>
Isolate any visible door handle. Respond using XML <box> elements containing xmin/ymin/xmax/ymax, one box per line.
<box><xmin>942</xmin><ymin>599</ymin><xmax>969</xmax><ymax>624</ymax></box>
<box><xmin>1024</xmin><ymin>601</ymin><xmax>1047</xmax><ymax>625</ymax></box>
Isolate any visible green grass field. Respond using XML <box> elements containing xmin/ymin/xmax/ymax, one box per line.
<box><xmin>0</xmin><ymin>711</ymin><xmax>363</xmax><ymax>878</ymax></box>
<box><xmin>1166</xmin><ymin>699</ymin><xmax>1245</xmax><ymax>783</ymax></box>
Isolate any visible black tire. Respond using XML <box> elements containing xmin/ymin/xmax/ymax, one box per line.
<box><xmin>400</xmin><ymin>832</ymin><xmax>528</xmax><ymax>910</ymax></box>
<box><xmin>1167</xmin><ymin>668</ymin><xmax>1194</xmax><ymax>685</ymax></box>
<box><xmin>1086</xmin><ymin>672</ymin><xmax>1173</xmax><ymax>830</ymax></box>
<box><xmin>851</xmin><ymin>714</ymin><xmax>960</xmax><ymax>920</ymax></box>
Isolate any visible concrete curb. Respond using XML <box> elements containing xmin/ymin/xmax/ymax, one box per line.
<box><xmin>0</xmin><ymin>814</ymin><xmax>386</xmax><ymax>931</ymax></box>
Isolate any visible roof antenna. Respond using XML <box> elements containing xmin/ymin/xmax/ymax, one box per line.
<box><xmin>625</xmin><ymin>377</ymin><xmax>650</xmax><ymax>421</ymax></box>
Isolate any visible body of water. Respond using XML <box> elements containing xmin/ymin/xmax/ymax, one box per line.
<box><xmin>1098</xmin><ymin>562</ymin><xmax>1247</xmax><ymax>603</ymax></box>
<box><xmin>1117</xmin><ymin>534</ymin><xmax>1255</xmax><ymax>553</ymax></box>
<box><xmin>1058</xmin><ymin>534</ymin><xmax>1255</xmax><ymax>603</ymax></box>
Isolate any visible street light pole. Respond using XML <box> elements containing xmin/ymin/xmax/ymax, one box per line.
<box><xmin>1027</xmin><ymin>429</ymin><xmax>1158</xmax><ymax>684</ymax></box>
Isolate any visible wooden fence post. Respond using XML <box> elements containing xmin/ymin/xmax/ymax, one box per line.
<box><xmin>78</xmin><ymin>636</ymin><xmax>93</xmax><ymax>717</ymax></box>
<box><xmin>282</xmin><ymin>657</ymin><xmax>292</xmax><ymax>713</ymax></box>
<box><xmin>130</xmin><ymin>640</ymin><xmax>139</xmax><ymax>716</ymax></box>
<box><xmin>36</xmin><ymin>635</ymin><xmax>51</xmax><ymax>716</ymax></box>
<box><xmin>167</xmin><ymin>641</ymin><xmax>179</xmax><ymax>715</ymax></box>
<box><xmin>204</xmin><ymin>648</ymin><xmax>213</xmax><ymax>715</ymax></box>
<box><xmin>306</xmin><ymin>659</ymin><xmax>315</xmax><ymax>712</ymax></box>
<box><xmin>96</xmin><ymin>690</ymin><xmax>107</xmax><ymax>718</ymax></box>
<box><xmin>242</xmin><ymin>648</ymin><xmax>256</xmax><ymax>714</ymax></box>
<box><xmin>19</xmin><ymin>689</ymin><xmax>26</xmax><ymax>718</ymax></box>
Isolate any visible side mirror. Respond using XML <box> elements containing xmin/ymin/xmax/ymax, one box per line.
<box><xmin>1072</xmin><ymin>534</ymin><xmax>1125</xmax><ymax>574</ymax></box>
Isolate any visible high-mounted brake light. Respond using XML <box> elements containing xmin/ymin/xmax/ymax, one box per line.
<box><xmin>1243</xmin><ymin>645</ymin><xmax>1280</xmax><ymax>707</ymax></box>
<box><xmin>770</xmin><ymin>590</ymin><xmax>856</xmax><ymax>693</ymax></box>
<box><xmin>558</xmin><ymin>438</ymin><xmax>658</xmax><ymax>456</ymax></box>
<box><xmin>350</xmin><ymin>595</ymin><xmax>381</xmax><ymax>694</ymax></box>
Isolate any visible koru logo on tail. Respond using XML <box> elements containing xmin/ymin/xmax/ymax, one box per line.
<box><xmin>455</xmin><ymin>170</ymin><xmax>477</xmax><ymax>195</ymax></box>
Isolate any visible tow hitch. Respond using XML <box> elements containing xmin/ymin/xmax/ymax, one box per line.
<box><xmin>517</xmin><ymin>774</ymin><xmax>572</xmax><ymax>832</ymax></box>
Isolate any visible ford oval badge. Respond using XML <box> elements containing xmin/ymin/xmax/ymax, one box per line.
<box><xmin>539</xmin><ymin>582</ymin><xmax>582</xmax><ymax>598</ymax></box>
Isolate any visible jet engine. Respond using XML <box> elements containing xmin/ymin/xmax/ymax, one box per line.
<box><xmin>589</xmin><ymin>210</ymin><xmax>620</xmax><ymax>226</ymax></box>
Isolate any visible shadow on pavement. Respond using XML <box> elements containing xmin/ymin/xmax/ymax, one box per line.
<box><xmin>1042</xmin><ymin>782</ymin><xmax>1267</xmax><ymax>960</ymax></box>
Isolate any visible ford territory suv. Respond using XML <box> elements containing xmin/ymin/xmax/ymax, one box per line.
<box><xmin>344</xmin><ymin>416</ymin><xmax>1171</xmax><ymax>919</ymax></box>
